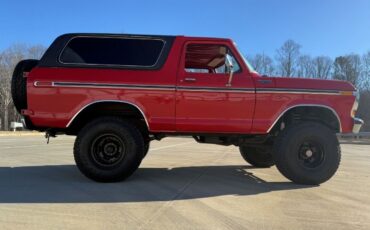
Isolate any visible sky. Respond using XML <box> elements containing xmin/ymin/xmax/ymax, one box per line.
<box><xmin>1</xmin><ymin>0</ymin><xmax>369</xmax><ymax>58</ymax></box>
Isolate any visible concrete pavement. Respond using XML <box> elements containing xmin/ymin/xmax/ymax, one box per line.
<box><xmin>0</xmin><ymin>136</ymin><xmax>369</xmax><ymax>230</ymax></box>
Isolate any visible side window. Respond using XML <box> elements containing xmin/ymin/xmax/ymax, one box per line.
<box><xmin>60</xmin><ymin>37</ymin><xmax>165</xmax><ymax>67</ymax></box>
<box><xmin>184</xmin><ymin>43</ymin><xmax>240</xmax><ymax>74</ymax></box>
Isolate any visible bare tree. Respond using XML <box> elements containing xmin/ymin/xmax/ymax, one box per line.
<box><xmin>332</xmin><ymin>54</ymin><xmax>361</xmax><ymax>86</ymax></box>
<box><xmin>0</xmin><ymin>44</ymin><xmax>45</xmax><ymax>130</ymax></box>
<box><xmin>28</xmin><ymin>45</ymin><xmax>46</xmax><ymax>59</ymax></box>
<box><xmin>248</xmin><ymin>54</ymin><xmax>275</xmax><ymax>76</ymax></box>
<box><xmin>357</xmin><ymin>90</ymin><xmax>370</xmax><ymax>131</ymax></box>
<box><xmin>297</xmin><ymin>55</ymin><xmax>314</xmax><ymax>78</ymax></box>
<box><xmin>312</xmin><ymin>56</ymin><xmax>332</xmax><ymax>79</ymax></box>
<box><xmin>360</xmin><ymin>51</ymin><xmax>370</xmax><ymax>91</ymax></box>
<box><xmin>276</xmin><ymin>40</ymin><xmax>301</xmax><ymax>77</ymax></box>
<box><xmin>357</xmin><ymin>51</ymin><xmax>370</xmax><ymax>131</ymax></box>
<box><xmin>0</xmin><ymin>47</ymin><xmax>24</xmax><ymax>131</ymax></box>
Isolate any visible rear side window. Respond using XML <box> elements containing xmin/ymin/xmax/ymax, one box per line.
<box><xmin>60</xmin><ymin>37</ymin><xmax>165</xmax><ymax>67</ymax></box>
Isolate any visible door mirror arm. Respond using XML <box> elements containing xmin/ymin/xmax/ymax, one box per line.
<box><xmin>225</xmin><ymin>55</ymin><xmax>234</xmax><ymax>87</ymax></box>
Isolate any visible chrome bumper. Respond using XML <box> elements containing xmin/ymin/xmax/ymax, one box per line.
<box><xmin>353</xmin><ymin>117</ymin><xmax>364</xmax><ymax>133</ymax></box>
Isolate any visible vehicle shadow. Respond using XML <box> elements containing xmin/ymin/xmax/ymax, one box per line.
<box><xmin>0</xmin><ymin>164</ymin><xmax>314</xmax><ymax>203</ymax></box>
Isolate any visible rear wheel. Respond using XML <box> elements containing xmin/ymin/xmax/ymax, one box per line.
<box><xmin>74</xmin><ymin>117</ymin><xmax>144</xmax><ymax>182</ymax></box>
<box><xmin>273</xmin><ymin>122</ymin><xmax>341</xmax><ymax>185</ymax></box>
<box><xmin>239</xmin><ymin>146</ymin><xmax>274</xmax><ymax>168</ymax></box>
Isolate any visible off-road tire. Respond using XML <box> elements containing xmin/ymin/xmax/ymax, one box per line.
<box><xmin>143</xmin><ymin>141</ymin><xmax>150</xmax><ymax>158</ymax></box>
<box><xmin>273</xmin><ymin>122</ymin><xmax>341</xmax><ymax>185</ymax></box>
<box><xmin>239</xmin><ymin>146</ymin><xmax>274</xmax><ymax>168</ymax></box>
<box><xmin>74</xmin><ymin>117</ymin><xmax>144</xmax><ymax>182</ymax></box>
<box><xmin>11</xmin><ymin>59</ymin><xmax>39</xmax><ymax>113</ymax></box>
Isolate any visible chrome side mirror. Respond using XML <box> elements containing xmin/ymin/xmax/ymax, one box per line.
<box><xmin>225</xmin><ymin>54</ymin><xmax>234</xmax><ymax>87</ymax></box>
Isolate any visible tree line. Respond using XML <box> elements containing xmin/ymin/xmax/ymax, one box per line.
<box><xmin>0</xmin><ymin>41</ymin><xmax>369</xmax><ymax>131</ymax></box>
<box><xmin>248</xmin><ymin>40</ymin><xmax>370</xmax><ymax>131</ymax></box>
<box><xmin>0</xmin><ymin>44</ymin><xmax>45</xmax><ymax>131</ymax></box>
<box><xmin>248</xmin><ymin>40</ymin><xmax>370</xmax><ymax>88</ymax></box>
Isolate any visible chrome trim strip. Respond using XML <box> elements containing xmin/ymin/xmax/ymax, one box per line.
<box><xmin>52</xmin><ymin>82</ymin><xmax>175</xmax><ymax>90</ymax></box>
<box><xmin>266</xmin><ymin>104</ymin><xmax>342</xmax><ymax>133</ymax></box>
<box><xmin>58</xmin><ymin>35</ymin><xmax>166</xmax><ymax>68</ymax></box>
<box><xmin>257</xmin><ymin>91</ymin><xmax>339</xmax><ymax>95</ymax></box>
<box><xmin>177</xmin><ymin>86</ymin><xmax>255</xmax><ymax>93</ymax></box>
<box><xmin>34</xmin><ymin>81</ymin><xmax>56</xmax><ymax>87</ymax></box>
<box><xmin>36</xmin><ymin>81</ymin><xmax>348</xmax><ymax>96</ymax></box>
<box><xmin>38</xmin><ymin>81</ymin><xmax>256</xmax><ymax>92</ymax></box>
<box><xmin>256</xmin><ymin>88</ymin><xmax>341</xmax><ymax>95</ymax></box>
<box><xmin>66</xmin><ymin>100</ymin><xmax>150</xmax><ymax>129</ymax></box>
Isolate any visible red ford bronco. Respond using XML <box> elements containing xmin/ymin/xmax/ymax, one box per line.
<box><xmin>12</xmin><ymin>33</ymin><xmax>363</xmax><ymax>184</ymax></box>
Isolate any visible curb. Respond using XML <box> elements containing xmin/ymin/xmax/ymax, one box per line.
<box><xmin>0</xmin><ymin>132</ymin><xmax>44</xmax><ymax>137</ymax></box>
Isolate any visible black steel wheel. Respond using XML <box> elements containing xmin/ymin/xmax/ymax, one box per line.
<box><xmin>297</xmin><ymin>140</ymin><xmax>325</xmax><ymax>169</ymax></box>
<box><xmin>90</xmin><ymin>134</ymin><xmax>126</xmax><ymax>167</ymax></box>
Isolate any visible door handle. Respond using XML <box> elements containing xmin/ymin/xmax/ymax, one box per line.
<box><xmin>258</xmin><ymin>79</ymin><xmax>272</xmax><ymax>84</ymax></box>
<box><xmin>184</xmin><ymin>77</ymin><xmax>197</xmax><ymax>82</ymax></box>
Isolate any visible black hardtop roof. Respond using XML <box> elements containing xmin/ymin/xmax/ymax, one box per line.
<box><xmin>39</xmin><ymin>33</ymin><xmax>176</xmax><ymax>69</ymax></box>
<box><xmin>57</xmin><ymin>33</ymin><xmax>176</xmax><ymax>40</ymax></box>
<box><xmin>56</xmin><ymin>33</ymin><xmax>230</xmax><ymax>41</ymax></box>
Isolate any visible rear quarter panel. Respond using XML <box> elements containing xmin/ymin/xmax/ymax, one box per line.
<box><xmin>26</xmin><ymin>38</ymin><xmax>185</xmax><ymax>132</ymax></box>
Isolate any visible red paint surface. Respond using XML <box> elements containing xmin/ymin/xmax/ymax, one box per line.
<box><xmin>26</xmin><ymin>36</ymin><xmax>356</xmax><ymax>134</ymax></box>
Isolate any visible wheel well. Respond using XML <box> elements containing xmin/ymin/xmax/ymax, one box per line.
<box><xmin>270</xmin><ymin>106</ymin><xmax>341</xmax><ymax>133</ymax></box>
<box><xmin>66</xmin><ymin>101</ymin><xmax>149</xmax><ymax>135</ymax></box>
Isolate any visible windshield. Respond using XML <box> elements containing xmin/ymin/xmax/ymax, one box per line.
<box><xmin>241</xmin><ymin>55</ymin><xmax>258</xmax><ymax>74</ymax></box>
<box><xmin>233</xmin><ymin>43</ymin><xmax>259</xmax><ymax>74</ymax></box>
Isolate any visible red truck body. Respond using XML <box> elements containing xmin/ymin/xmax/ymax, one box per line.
<box><xmin>12</xmin><ymin>33</ymin><xmax>363</xmax><ymax>184</ymax></box>
<box><xmin>25</xmin><ymin>35</ymin><xmax>356</xmax><ymax>134</ymax></box>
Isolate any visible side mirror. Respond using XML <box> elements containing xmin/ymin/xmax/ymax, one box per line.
<box><xmin>225</xmin><ymin>54</ymin><xmax>234</xmax><ymax>87</ymax></box>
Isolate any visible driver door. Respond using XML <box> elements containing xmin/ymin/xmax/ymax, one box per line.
<box><xmin>175</xmin><ymin>41</ymin><xmax>255</xmax><ymax>133</ymax></box>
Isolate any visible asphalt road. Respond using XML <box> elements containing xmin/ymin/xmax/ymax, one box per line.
<box><xmin>0</xmin><ymin>135</ymin><xmax>369</xmax><ymax>230</ymax></box>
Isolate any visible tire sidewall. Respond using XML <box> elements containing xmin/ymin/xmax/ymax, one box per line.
<box><xmin>273</xmin><ymin>122</ymin><xmax>340</xmax><ymax>184</ymax></box>
<box><xmin>12</xmin><ymin>59</ymin><xmax>38</xmax><ymax>113</ymax></box>
<box><xmin>142</xmin><ymin>141</ymin><xmax>150</xmax><ymax>158</ymax></box>
<box><xmin>74</xmin><ymin>118</ymin><xmax>144</xmax><ymax>182</ymax></box>
<box><xmin>239</xmin><ymin>146</ymin><xmax>274</xmax><ymax>167</ymax></box>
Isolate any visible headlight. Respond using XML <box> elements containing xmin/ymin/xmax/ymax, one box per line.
<box><xmin>353</xmin><ymin>90</ymin><xmax>360</xmax><ymax>102</ymax></box>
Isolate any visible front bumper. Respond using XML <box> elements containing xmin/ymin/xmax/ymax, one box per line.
<box><xmin>352</xmin><ymin>117</ymin><xmax>364</xmax><ymax>133</ymax></box>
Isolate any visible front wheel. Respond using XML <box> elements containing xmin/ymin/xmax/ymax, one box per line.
<box><xmin>143</xmin><ymin>141</ymin><xmax>150</xmax><ymax>158</ymax></box>
<box><xmin>74</xmin><ymin>117</ymin><xmax>144</xmax><ymax>182</ymax></box>
<box><xmin>273</xmin><ymin>122</ymin><xmax>341</xmax><ymax>185</ymax></box>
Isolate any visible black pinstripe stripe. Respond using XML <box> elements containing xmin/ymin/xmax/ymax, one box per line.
<box><xmin>177</xmin><ymin>86</ymin><xmax>255</xmax><ymax>92</ymax></box>
<box><xmin>53</xmin><ymin>82</ymin><xmax>175</xmax><ymax>89</ymax></box>
<box><xmin>256</xmin><ymin>88</ymin><xmax>341</xmax><ymax>94</ymax></box>
<box><xmin>47</xmin><ymin>82</ymin><xmax>345</xmax><ymax>95</ymax></box>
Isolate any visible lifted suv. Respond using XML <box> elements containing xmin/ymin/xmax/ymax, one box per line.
<box><xmin>12</xmin><ymin>33</ymin><xmax>363</xmax><ymax>184</ymax></box>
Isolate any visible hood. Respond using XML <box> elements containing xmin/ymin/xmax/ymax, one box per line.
<box><xmin>271</xmin><ymin>77</ymin><xmax>356</xmax><ymax>91</ymax></box>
